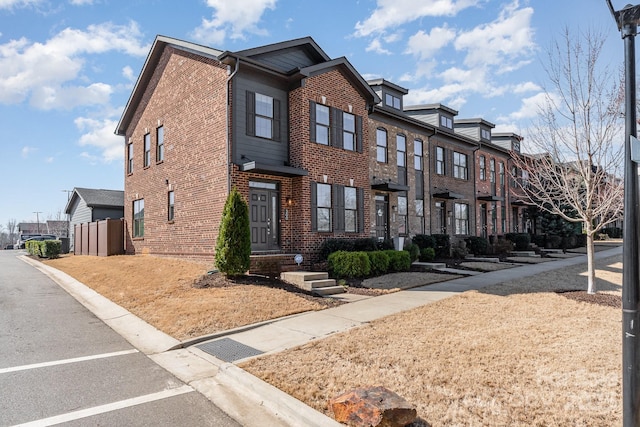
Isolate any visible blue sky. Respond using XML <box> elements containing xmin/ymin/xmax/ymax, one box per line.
<box><xmin>0</xmin><ymin>0</ymin><xmax>623</xmax><ymax>231</ymax></box>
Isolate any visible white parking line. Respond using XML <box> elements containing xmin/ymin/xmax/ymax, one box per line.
<box><xmin>0</xmin><ymin>349</ymin><xmax>139</xmax><ymax>374</ymax></box>
<box><xmin>12</xmin><ymin>385</ymin><xmax>194</xmax><ymax>426</ymax></box>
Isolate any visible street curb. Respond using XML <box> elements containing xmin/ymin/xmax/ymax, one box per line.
<box><xmin>20</xmin><ymin>255</ymin><xmax>342</xmax><ymax>427</ymax></box>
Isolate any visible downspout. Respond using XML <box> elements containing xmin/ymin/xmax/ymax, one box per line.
<box><xmin>226</xmin><ymin>58</ymin><xmax>240</xmax><ymax>195</ymax></box>
<box><xmin>428</xmin><ymin>128</ymin><xmax>438</xmax><ymax>234</ymax></box>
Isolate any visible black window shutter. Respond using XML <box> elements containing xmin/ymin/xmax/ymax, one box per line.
<box><xmin>273</xmin><ymin>99</ymin><xmax>281</xmax><ymax>141</ymax></box>
<box><xmin>332</xmin><ymin>108</ymin><xmax>343</xmax><ymax>149</ymax></box>
<box><xmin>356</xmin><ymin>115</ymin><xmax>363</xmax><ymax>153</ymax></box>
<box><xmin>334</xmin><ymin>184</ymin><xmax>345</xmax><ymax>232</ymax></box>
<box><xmin>311</xmin><ymin>182</ymin><xmax>317</xmax><ymax>232</ymax></box>
<box><xmin>309</xmin><ymin>101</ymin><xmax>316</xmax><ymax>142</ymax></box>
<box><xmin>246</xmin><ymin>91</ymin><xmax>255</xmax><ymax>136</ymax></box>
<box><xmin>357</xmin><ymin>187</ymin><xmax>364</xmax><ymax>233</ymax></box>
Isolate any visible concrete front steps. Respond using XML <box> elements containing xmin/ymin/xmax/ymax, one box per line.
<box><xmin>280</xmin><ymin>271</ymin><xmax>346</xmax><ymax>296</ymax></box>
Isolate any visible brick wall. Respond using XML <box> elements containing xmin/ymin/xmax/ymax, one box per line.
<box><xmin>123</xmin><ymin>47</ymin><xmax>229</xmax><ymax>258</ymax></box>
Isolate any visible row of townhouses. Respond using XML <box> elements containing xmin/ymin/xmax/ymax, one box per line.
<box><xmin>115</xmin><ymin>35</ymin><xmax>530</xmax><ymax>265</ymax></box>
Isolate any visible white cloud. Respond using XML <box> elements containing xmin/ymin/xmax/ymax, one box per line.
<box><xmin>0</xmin><ymin>22</ymin><xmax>148</xmax><ymax>109</ymax></box>
<box><xmin>0</xmin><ymin>0</ymin><xmax>42</xmax><ymax>9</ymax></box>
<box><xmin>69</xmin><ymin>0</ymin><xmax>95</xmax><ymax>4</ymax></box>
<box><xmin>455</xmin><ymin>1</ymin><xmax>535</xmax><ymax>69</ymax></box>
<box><xmin>365</xmin><ymin>38</ymin><xmax>391</xmax><ymax>55</ymax></box>
<box><xmin>191</xmin><ymin>0</ymin><xmax>277</xmax><ymax>46</ymax></box>
<box><xmin>506</xmin><ymin>91</ymin><xmax>550</xmax><ymax>121</ymax></box>
<box><xmin>405</xmin><ymin>26</ymin><xmax>456</xmax><ymax>61</ymax></box>
<box><xmin>75</xmin><ymin>116</ymin><xmax>123</xmax><ymax>163</ymax></box>
<box><xmin>21</xmin><ymin>146</ymin><xmax>37</xmax><ymax>158</ymax></box>
<box><xmin>122</xmin><ymin>65</ymin><xmax>135</xmax><ymax>82</ymax></box>
<box><xmin>354</xmin><ymin>0</ymin><xmax>481</xmax><ymax>37</ymax></box>
<box><xmin>512</xmin><ymin>81</ymin><xmax>541</xmax><ymax>93</ymax></box>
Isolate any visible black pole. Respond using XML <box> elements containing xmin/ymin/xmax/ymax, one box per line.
<box><xmin>621</xmin><ymin>8</ymin><xmax>640</xmax><ymax>426</ymax></box>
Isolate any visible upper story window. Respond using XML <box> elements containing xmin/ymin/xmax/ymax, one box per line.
<box><xmin>440</xmin><ymin>115</ymin><xmax>453</xmax><ymax>129</ymax></box>
<box><xmin>247</xmin><ymin>91</ymin><xmax>280</xmax><ymax>141</ymax></box>
<box><xmin>143</xmin><ymin>133</ymin><xmax>151</xmax><ymax>168</ymax></box>
<box><xmin>256</xmin><ymin>93</ymin><xmax>274</xmax><ymax>139</ymax></box>
<box><xmin>499</xmin><ymin>162</ymin><xmax>505</xmax><ymax>192</ymax></box>
<box><xmin>315</xmin><ymin>104</ymin><xmax>330</xmax><ymax>145</ymax></box>
<box><xmin>156</xmin><ymin>126</ymin><xmax>164</xmax><ymax>162</ymax></box>
<box><xmin>167</xmin><ymin>191</ymin><xmax>174</xmax><ymax>222</ymax></box>
<box><xmin>343</xmin><ymin>111</ymin><xmax>355</xmax><ymax>151</ymax></box>
<box><xmin>376</xmin><ymin>128</ymin><xmax>388</xmax><ymax>163</ymax></box>
<box><xmin>133</xmin><ymin>199</ymin><xmax>144</xmax><ymax>238</ymax></box>
<box><xmin>479</xmin><ymin>155</ymin><xmax>486</xmax><ymax>180</ymax></box>
<box><xmin>435</xmin><ymin>146</ymin><xmax>445</xmax><ymax>175</ymax></box>
<box><xmin>414</xmin><ymin>139</ymin><xmax>423</xmax><ymax>171</ymax></box>
<box><xmin>490</xmin><ymin>158</ymin><xmax>496</xmax><ymax>183</ymax></box>
<box><xmin>385</xmin><ymin>93</ymin><xmax>401</xmax><ymax>109</ymax></box>
<box><xmin>481</xmin><ymin>128</ymin><xmax>491</xmax><ymax>140</ymax></box>
<box><xmin>127</xmin><ymin>142</ymin><xmax>133</xmax><ymax>174</ymax></box>
<box><xmin>511</xmin><ymin>165</ymin><xmax>518</xmax><ymax>187</ymax></box>
<box><xmin>453</xmin><ymin>151</ymin><xmax>468</xmax><ymax>180</ymax></box>
<box><xmin>396</xmin><ymin>134</ymin><xmax>406</xmax><ymax>167</ymax></box>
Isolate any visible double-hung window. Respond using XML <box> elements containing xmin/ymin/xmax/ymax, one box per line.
<box><xmin>156</xmin><ymin>126</ymin><xmax>164</xmax><ymax>162</ymax></box>
<box><xmin>453</xmin><ymin>151</ymin><xmax>468</xmax><ymax>180</ymax></box>
<box><xmin>133</xmin><ymin>199</ymin><xmax>144</xmax><ymax>238</ymax></box>
<box><xmin>435</xmin><ymin>147</ymin><xmax>445</xmax><ymax>175</ymax></box>
<box><xmin>499</xmin><ymin>162</ymin><xmax>505</xmax><ymax>196</ymax></box>
<box><xmin>454</xmin><ymin>203</ymin><xmax>469</xmax><ymax>235</ymax></box>
<box><xmin>315</xmin><ymin>104</ymin><xmax>330</xmax><ymax>145</ymax></box>
<box><xmin>414</xmin><ymin>139</ymin><xmax>423</xmax><ymax>171</ymax></box>
<box><xmin>255</xmin><ymin>93</ymin><xmax>274</xmax><ymax>139</ymax></box>
<box><xmin>315</xmin><ymin>183</ymin><xmax>331</xmax><ymax>232</ymax></box>
<box><xmin>397</xmin><ymin>135</ymin><xmax>406</xmax><ymax>167</ymax></box>
<box><xmin>440</xmin><ymin>115</ymin><xmax>453</xmax><ymax>129</ymax></box>
<box><xmin>343</xmin><ymin>112</ymin><xmax>355</xmax><ymax>151</ymax></box>
<box><xmin>376</xmin><ymin>128</ymin><xmax>387</xmax><ymax>163</ymax></box>
<box><xmin>479</xmin><ymin>155</ymin><xmax>486</xmax><ymax>180</ymax></box>
<box><xmin>344</xmin><ymin>186</ymin><xmax>357</xmax><ymax>232</ymax></box>
<box><xmin>398</xmin><ymin>194</ymin><xmax>407</xmax><ymax>235</ymax></box>
<box><xmin>247</xmin><ymin>91</ymin><xmax>280</xmax><ymax>141</ymax></box>
<box><xmin>143</xmin><ymin>133</ymin><xmax>151</xmax><ymax>168</ymax></box>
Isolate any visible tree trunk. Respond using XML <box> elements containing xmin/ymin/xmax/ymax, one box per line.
<box><xmin>586</xmin><ymin>232</ymin><xmax>596</xmax><ymax>294</ymax></box>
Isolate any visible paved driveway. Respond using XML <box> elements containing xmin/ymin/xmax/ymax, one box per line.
<box><xmin>0</xmin><ymin>250</ymin><xmax>240</xmax><ymax>426</ymax></box>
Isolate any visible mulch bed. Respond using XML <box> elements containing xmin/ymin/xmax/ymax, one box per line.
<box><xmin>192</xmin><ymin>272</ymin><xmax>345</xmax><ymax>308</ymax></box>
<box><xmin>556</xmin><ymin>290</ymin><xmax>621</xmax><ymax>308</ymax></box>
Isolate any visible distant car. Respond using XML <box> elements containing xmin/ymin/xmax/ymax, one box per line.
<box><xmin>4</xmin><ymin>244</ymin><xmax>13</xmax><ymax>250</ymax></box>
<box><xmin>19</xmin><ymin>235</ymin><xmax>57</xmax><ymax>249</ymax></box>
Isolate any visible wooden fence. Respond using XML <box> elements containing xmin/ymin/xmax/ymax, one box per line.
<box><xmin>74</xmin><ymin>219</ymin><xmax>125</xmax><ymax>256</ymax></box>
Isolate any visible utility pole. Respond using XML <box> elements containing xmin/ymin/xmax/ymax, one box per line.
<box><xmin>607</xmin><ymin>2</ymin><xmax>640</xmax><ymax>425</ymax></box>
<box><xmin>33</xmin><ymin>211</ymin><xmax>42</xmax><ymax>233</ymax></box>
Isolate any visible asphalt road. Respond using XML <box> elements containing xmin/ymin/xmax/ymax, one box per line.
<box><xmin>0</xmin><ymin>250</ymin><xmax>241</xmax><ymax>427</ymax></box>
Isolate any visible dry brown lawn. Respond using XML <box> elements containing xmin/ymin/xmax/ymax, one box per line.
<box><xmin>241</xmin><ymin>255</ymin><xmax>623</xmax><ymax>426</ymax></box>
<box><xmin>43</xmin><ymin>255</ymin><xmax>333</xmax><ymax>340</ymax></box>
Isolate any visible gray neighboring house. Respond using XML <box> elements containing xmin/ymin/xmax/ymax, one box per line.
<box><xmin>64</xmin><ymin>188</ymin><xmax>124</xmax><ymax>251</ymax></box>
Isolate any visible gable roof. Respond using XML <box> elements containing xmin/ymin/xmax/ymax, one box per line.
<box><xmin>116</xmin><ymin>35</ymin><xmax>224</xmax><ymax>136</ymax></box>
<box><xmin>65</xmin><ymin>188</ymin><xmax>124</xmax><ymax>214</ymax></box>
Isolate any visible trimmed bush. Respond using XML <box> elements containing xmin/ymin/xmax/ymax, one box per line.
<box><xmin>405</xmin><ymin>243</ymin><xmax>420</xmax><ymax>262</ymax></box>
<box><xmin>491</xmin><ymin>239</ymin><xmax>513</xmax><ymax>255</ymax></box>
<box><xmin>412</xmin><ymin>234</ymin><xmax>436</xmax><ymax>249</ymax></box>
<box><xmin>506</xmin><ymin>233</ymin><xmax>531</xmax><ymax>251</ymax></box>
<box><xmin>465</xmin><ymin>236</ymin><xmax>488</xmax><ymax>255</ymax></box>
<box><xmin>328</xmin><ymin>251</ymin><xmax>371</xmax><ymax>278</ymax></box>
<box><xmin>384</xmin><ymin>250</ymin><xmax>411</xmax><ymax>272</ymax></box>
<box><xmin>432</xmin><ymin>234</ymin><xmax>450</xmax><ymax>258</ymax></box>
<box><xmin>214</xmin><ymin>187</ymin><xmax>251</xmax><ymax>277</ymax></box>
<box><xmin>546</xmin><ymin>234</ymin><xmax>563</xmax><ymax>249</ymax></box>
<box><xmin>367</xmin><ymin>251</ymin><xmax>390</xmax><ymax>276</ymax></box>
<box><xmin>375</xmin><ymin>239</ymin><xmax>395</xmax><ymax>251</ymax></box>
<box><xmin>318</xmin><ymin>239</ymin><xmax>355</xmax><ymax>260</ymax></box>
<box><xmin>26</xmin><ymin>239</ymin><xmax>61</xmax><ymax>258</ymax></box>
<box><xmin>420</xmin><ymin>247</ymin><xmax>435</xmax><ymax>261</ymax></box>
<box><xmin>603</xmin><ymin>227</ymin><xmax>622</xmax><ymax>238</ymax></box>
<box><xmin>352</xmin><ymin>238</ymin><xmax>378</xmax><ymax>252</ymax></box>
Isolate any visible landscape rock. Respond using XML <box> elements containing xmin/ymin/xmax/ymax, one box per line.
<box><xmin>330</xmin><ymin>386</ymin><xmax>417</xmax><ymax>427</ymax></box>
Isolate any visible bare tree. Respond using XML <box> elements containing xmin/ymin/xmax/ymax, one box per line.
<box><xmin>511</xmin><ymin>27</ymin><xmax>624</xmax><ymax>294</ymax></box>
<box><xmin>6</xmin><ymin>219</ymin><xmax>17</xmax><ymax>246</ymax></box>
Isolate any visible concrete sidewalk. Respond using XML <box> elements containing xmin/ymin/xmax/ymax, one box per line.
<box><xmin>21</xmin><ymin>245</ymin><xmax>623</xmax><ymax>427</ymax></box>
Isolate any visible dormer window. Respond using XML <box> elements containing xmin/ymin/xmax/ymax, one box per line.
<box><xmin>440</xmin><ymin>115</ymin><xmax>453</xmax><ymax>129</ymax></box>
<box><xmin>481</xmin><ymin>128</ymin><xmax>491</xmax><ymax>140</ymax></box>
<box><xmin>385</xmin><ymin>93</ymin><xmax>401</xmax><ymax>109</ymax></box>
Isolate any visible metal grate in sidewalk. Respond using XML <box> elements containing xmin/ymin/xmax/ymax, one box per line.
<box><xmin>196</xmin><ymin>338</ymin><xmax>264</xmax><ymax>362</ymax></box>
